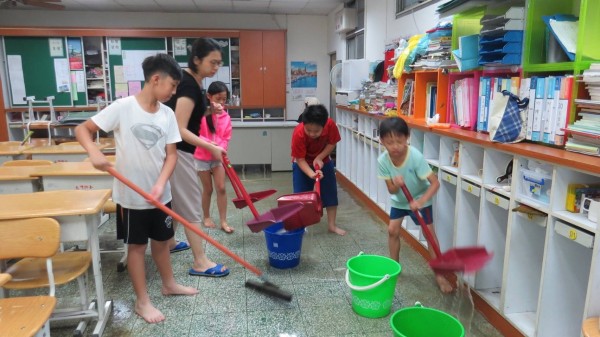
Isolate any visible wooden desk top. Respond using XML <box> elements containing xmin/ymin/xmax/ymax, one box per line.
<box><xmin>23</xmin><ymin>144</ymin><xmax>107</xmax><ymax>155</ymax></box>
<box><xmin>0</xmin><ymin>166</ymin><xmax>44</xmax><ymax>177</ymax></box>
<box><xmin>30</xmin><ymin>162</ymin><xmax>109</xmax><ymax>177</ymax></box>
<box><xmin>0</xmin><ymin>174</ymin><xmax>37</xmax><ymax>181</ymax></box>
<box><xmin>583</xmin><ymin>317</ymin><xmax>600</xmax><ymax>337</ymax></box>
<box><xmin>0</xmin><ymin>189</ymin><xmax>110</xmax><ymax>219</ymax></box>
<box><xmin>0</xmin><ymin>144</ymin><xmax>33</xmax><ymax>155</ymax></box>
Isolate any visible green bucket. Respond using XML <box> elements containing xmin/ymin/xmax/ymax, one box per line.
<box><xmin>390</xmin><ymin>302</ymin><xmax>465</xmax><ymax>337</ymax></box>
<box><xmin>345</xmin><ymin>252</ymin><xmax>402</xmax><ymax>318</ymax></box>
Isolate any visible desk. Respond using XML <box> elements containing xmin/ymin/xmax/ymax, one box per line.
<box><xmin>0</xmin><ymin>144</ymin><xmax>33</xmax><ymax>164</ymax></box>
<box><xmin>23</xmin><ymin>144</ymin><xmax>108</xmax><ymax>163</ymax></box>
<box><xmin>0</xmin><ymin>189</ymin><xmax>112</xmax><ymax>337</ymax></box>
<box><xmin>30</xmin><ymin>162</ymin><xmax>111</xmax><ymax>191</ymax></box>
<box><xmin>0</xmin><ymin>174</ymin><xmax>37</xmax><ymax>194</ymax></box>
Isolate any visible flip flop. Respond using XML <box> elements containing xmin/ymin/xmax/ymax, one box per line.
<box><xmin>188</xmin><ymin>264</ymin><xmax>230</xmax><ymax>277</ymax></box>
<box><xmin>169</xmin><ymin>241</ymin><xmax>190</xmax><ymax>253</ymax></box>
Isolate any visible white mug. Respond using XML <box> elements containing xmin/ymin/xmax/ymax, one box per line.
<box><xmin>581</xmin><ymin>197</ymin><xmax>600</xmax><ymax>223</ymax></box>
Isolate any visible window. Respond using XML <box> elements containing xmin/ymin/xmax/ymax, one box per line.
<box><xmin>346</xmin><ymin>0</ymin><xmax>365</xmax><ymax>60</ymax></box>
<box><xmin>396</xmin><ymin>0</ymin><xmax>438</xmax><ymax>17</ymax></box>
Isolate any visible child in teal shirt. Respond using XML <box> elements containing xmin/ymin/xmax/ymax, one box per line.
<box><xmin>377</xmin><ymin>117</ymin><xmax>452</xmax><ymax>293</ymax></box>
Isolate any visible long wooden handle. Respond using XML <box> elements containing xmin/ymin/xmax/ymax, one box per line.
<box><xmin>106</xmin><ymin>167</ymin><xmax>262</xmax><ymax>276</ymax></box>
<box><xmin>399</xmin><ymin>184</ymin><xmax>442</xmax><ymax>258</ymax></box>
<box><xmin>221</xmin><ymin>154</ymin><xmax>260</xmax><ymax>219</ymax></box>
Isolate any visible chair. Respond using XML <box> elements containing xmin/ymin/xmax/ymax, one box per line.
<box><xmin>0</xmin><ymin>273</ymin><xmax>56</xmax><ymax>337</ymax></box>
<box><xmin>583</xmin><ymin>317</ymin><xmax>600</xmax><ymax>337</ymax></box>
<box><xmin>58</xmin><ymin>141</ymin><xmax>81</xmax><ymax>146</ymax></box>
<box><xmin>0</xmin><ymin>218</ymin><xmax>64</xmax><ymax>337</ymax></box>
<box><xmin>2</xmin><ymin>159</ymin><xmax>53</xmax><ymax>167</ymax></box>
<box><xmin>0</xmin><ymin>218</ymin><xmax>93</xmax><ymax>336</ymax></box>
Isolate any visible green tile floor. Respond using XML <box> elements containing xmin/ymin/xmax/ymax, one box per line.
<box><xmin>44</xmin><ymin>167</ymin><xmax>503</xmax><ymax>337</ymax></box>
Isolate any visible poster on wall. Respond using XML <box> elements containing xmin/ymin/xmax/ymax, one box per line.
<box><xmin>174</xmin><ymin>38</ymin><xmax>187</xmax><ymax>56</ymax></box>
<box><xmin>290</xmin><ymin>61</ymin><xmax>317</xmax><ymax>101</ymax></box>
<box><xmin>49</xmin><ymin>38</ymin><xmax>64</xmax><ymax>57</ymax></box>
<box><xmin>67</xmin><ymin>38</ymin><xmax>83</xmax><ymax>70</ymax></box>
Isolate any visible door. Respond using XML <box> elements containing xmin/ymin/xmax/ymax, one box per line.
<box><xmin>239</xmin><ymin>31</ymin><xmax>263</xmax><ymax>107</ymax></box>
<box><xmin>262</xmin><ymin>31</ymin><xmax>286</xmax><ymax>107</ymax></box>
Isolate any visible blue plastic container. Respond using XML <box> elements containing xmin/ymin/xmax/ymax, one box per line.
<box><xmin>263</xmin><ymin>222</ymin><xmax>305</xmax><ymax>269</ymax></box>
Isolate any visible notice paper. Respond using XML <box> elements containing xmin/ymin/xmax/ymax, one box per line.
<box><xmin>7</xmin><ymin>55</ymin><xmax>26</xmax><ymax>104</ymax></box>
<box><xmin>54</xmin><ymin>58</ymin><xmax>71</xmax><ymax>92</ymax></box>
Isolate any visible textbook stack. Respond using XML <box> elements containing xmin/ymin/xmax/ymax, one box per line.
<box><xmin>565</xmin><ymin>65</ymin><xmax>600</xmax><ymax>156</ymax></box>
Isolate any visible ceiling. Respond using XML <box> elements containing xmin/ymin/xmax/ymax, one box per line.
<box><xmin>12</xmin><ymin>0</ymin><xmax>347</xmax><ymax>15</ymax></box>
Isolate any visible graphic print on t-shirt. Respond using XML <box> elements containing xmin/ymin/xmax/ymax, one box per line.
<box><xmin>131</xmin><ymin>123</ymin><xmax>165</xmax><ymax>149</ymax></box>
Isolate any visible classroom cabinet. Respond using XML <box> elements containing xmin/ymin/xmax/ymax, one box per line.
<box><xmin>227</xmin><ymin>124</ymin><xmax>295</xmax><ymax>171</ymax></box>
<box><xmin>239</xmin><ymin>30</ymin><xmax>286</xmax><ymax>108</ymax></box>
<box><xmin>336</xmin><ymin>106</ymin><xmax>600</xmax><ymax>337</ymax></box>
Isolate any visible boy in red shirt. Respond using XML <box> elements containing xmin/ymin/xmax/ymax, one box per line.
<box><xmin>291</xmin><ymin>104</ymin><xmax>346</xmax><ymax>235</ymax></box>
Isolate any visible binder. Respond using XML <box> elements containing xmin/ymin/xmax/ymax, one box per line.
<box><xmin>526</xmin><ymin>77</ymin><xmax>537</xmax><ymax>140</ymax></box>
<box><xmin>532</xmin><ymin>77</ymin><xmax>546</xmax><ymax>141</ymax></box>
<box><xmin>554</xmin><ymin>76</ymin><xmax>573</xmax><ymax>146</ymax></box>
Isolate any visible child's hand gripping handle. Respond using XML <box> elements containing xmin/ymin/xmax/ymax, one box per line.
<box><xmin>398</xmin><ymin>184</ymin><xmax>442</xmax><ymax>258</ymax></box>
<box><xmin>314</xmin><ymin>164</ymin><xmax>322</xmax><ymax>213</ymax></box>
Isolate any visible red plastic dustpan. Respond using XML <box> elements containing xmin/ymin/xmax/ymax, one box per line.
<box><xmin>278</xmin><ymin>165</ymin><xmax>323</xmax><ymax>230</ymax></box>
<box><xmin>399</xmin><ymin>184</ymin><xmax>493</xmax><ymax>274</ymax></box>
<box><xmin>222</xmin><ymin>154</ymin><xmax>303</xmax><ymax>232</ymax></box>
<box><xmin>221</xmin><ymin>158</ymin><xmax>276</xmax><ymax>209</ymax></box>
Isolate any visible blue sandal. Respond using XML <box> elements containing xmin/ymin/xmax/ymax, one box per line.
<box><xmin>188</xmin><ymin>264</ymin><xmax>230</xmax><ymax>277</ymax></box>
<box><xmin>169</xmin><ymin>241</ymin><xmax>190</xmax><ymax>253</ymax></box>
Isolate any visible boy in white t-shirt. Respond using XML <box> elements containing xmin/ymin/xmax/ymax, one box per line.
<box><xmin>76</xmin><ymin>53</ymin><xmax>198</xmax><ymax>324</ymax></box>
<box><xmin>377</xmin><ymin>117</ymin><xmax>453</xmax><ymax>293</ymax></box>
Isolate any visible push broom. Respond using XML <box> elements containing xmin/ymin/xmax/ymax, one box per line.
<box><xmin>106</xmin><ymin>167</ymin><xmax>293</xmax><ymax>301</ymax></box>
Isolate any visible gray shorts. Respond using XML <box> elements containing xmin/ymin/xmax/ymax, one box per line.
<box><xmin>170</xmin><ymin>150</ymin><xmax>202</xmax><ymax>224</ymax></box>
<box><xmin>195</xmin><ymin>159</ymin><xmax>222</xmax><ymax>172</ymax></box>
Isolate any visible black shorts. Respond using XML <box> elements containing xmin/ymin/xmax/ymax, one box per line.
<box><xmin>116</xmin><ymin>202</ymin><xmax>174</xmax><ymax>244</ymax></box>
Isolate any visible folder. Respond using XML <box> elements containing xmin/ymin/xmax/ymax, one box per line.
<box><xmin>542</xmin><ymin>14</ymin><xmax>578</xmax><ymax>61</ymax></box>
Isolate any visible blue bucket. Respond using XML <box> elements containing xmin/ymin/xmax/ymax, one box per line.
<box><xmin>263</xmin><ymin>222</ymin><xmax>305</xmax><ymax>269</ymax></box>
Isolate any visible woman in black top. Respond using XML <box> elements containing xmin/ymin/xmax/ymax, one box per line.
<box><xmin>165</xmin><ymin>38</ymin><xmax>229</xmax><ymax>277</ymax></box>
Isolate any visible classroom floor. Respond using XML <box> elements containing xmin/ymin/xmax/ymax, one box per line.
<box><xmin>45</xmin><ymin>167</ymin><xmax>503</xmax><ymax>337</ymax></box>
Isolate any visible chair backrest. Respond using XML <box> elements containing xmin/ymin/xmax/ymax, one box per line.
<box><xmin>2</xmin><ymin>159</ymin><xmax>53</xmax><ymax>167</ymax></box>
<box><xmin>58</xmin><ymin>141</ymin><xmax>81</xmax><ymax>146</ymax></box>
<box><xmin>28</xmin><ymin>138</ymin><xmax>54</xmax><ymax>147</ymax></box>
<box><xmin>0</xmin><ymin>218</ymin><xmax>60</xmax><ymax>260</ymax></box>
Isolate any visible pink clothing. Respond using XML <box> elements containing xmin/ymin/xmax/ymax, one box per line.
<box><xmin>193</xmin><ymin>111</ymin><xmax>232</xmax><ymax>161</ymax></box>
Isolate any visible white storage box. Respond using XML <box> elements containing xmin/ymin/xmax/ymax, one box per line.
<box><xmin>521</xmin><ymin>168</ymin><xmax>552</xmax><ymax>204</ymax></box>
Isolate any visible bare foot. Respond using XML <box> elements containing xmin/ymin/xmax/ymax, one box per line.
<box><xmin>161</xmin><ymin>283</ymin><xmax>199</xmax><ymax>296</ymax></box>
<box><xmin>435</xmin><ymin>274</ymin><xmax>454</xmax><ymax>294</ymax></box>
<box><xmin>328</xmin><ymin>226</ymin><xmax>347</xmax><ymax>236</ymax></box>
<box><xmin>221</xmin><ymin>223</ymin><xmax>234</xmax><ymax>234</ymax></box>
<box><xmin>135</xmin><ymin>301</ymin><xmax>165</xmax><ymax>324</ymax></box>
<box><xmin>203</xmin><ymin>218</ymin><xmax>216</xmax><ymax>228</ymax></box>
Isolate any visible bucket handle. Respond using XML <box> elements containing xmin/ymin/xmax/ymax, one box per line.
<box><xmin>345</xmin><ymin>269</ymin><xmax>390</xmax><ymax>291</ymax></box>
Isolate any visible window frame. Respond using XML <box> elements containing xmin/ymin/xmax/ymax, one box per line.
<box><xmin>395</xmin><ymin>0</ymin><xmax>440</xmax><ymax>18</ymax></box>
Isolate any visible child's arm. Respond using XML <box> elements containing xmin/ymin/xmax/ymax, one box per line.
<box><xmin>149</xmin><ymin>143</ymin><xmax>178</xmax><ymax>201</ymax></box>
<box><xmin>409</xmin><ymin>172</ymin><xmax>439</xmax><ymax>212</ymax></box>
<box><xmin>75</xmin><ymin>120</ymin><xmax>111</xmax><ymax>171</ymax></box>
<box><xmin>218</xmin><ymin>116</ymin><xmax>232</xmax><ymax>150</ymax></box>
<box><xmin>296</xmin><ymin>157</ymin><xmax>319</xmax><ymax>179</ymax></box>
<box><xmin>313</xmin><ymin>143</ymin><xmax>335</xmax><ymax>171</ymax></box>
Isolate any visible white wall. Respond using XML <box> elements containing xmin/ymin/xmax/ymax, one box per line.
<box><xmin>327</xmin><ymin>3</ymin><xmax>347</xmax><ymax>60</ymax></box>
<box><xmin>0</xmin><ymin>9</ymin><xmax>329</xmax><ymax>119</ymax></box>
<box><xmin>286</xmin><ymin>15</ymin><xmax>330</xmax><ymax>122</ymax></box>
<box><xmin>385</xmin><ymin>0</ymin><xmax>441</xmax><ymax>44</ymax></box>
<box><xmin>365</xmin><ymin>0</ymin><xmax>387</xmax><ymax>62</ymax></box>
